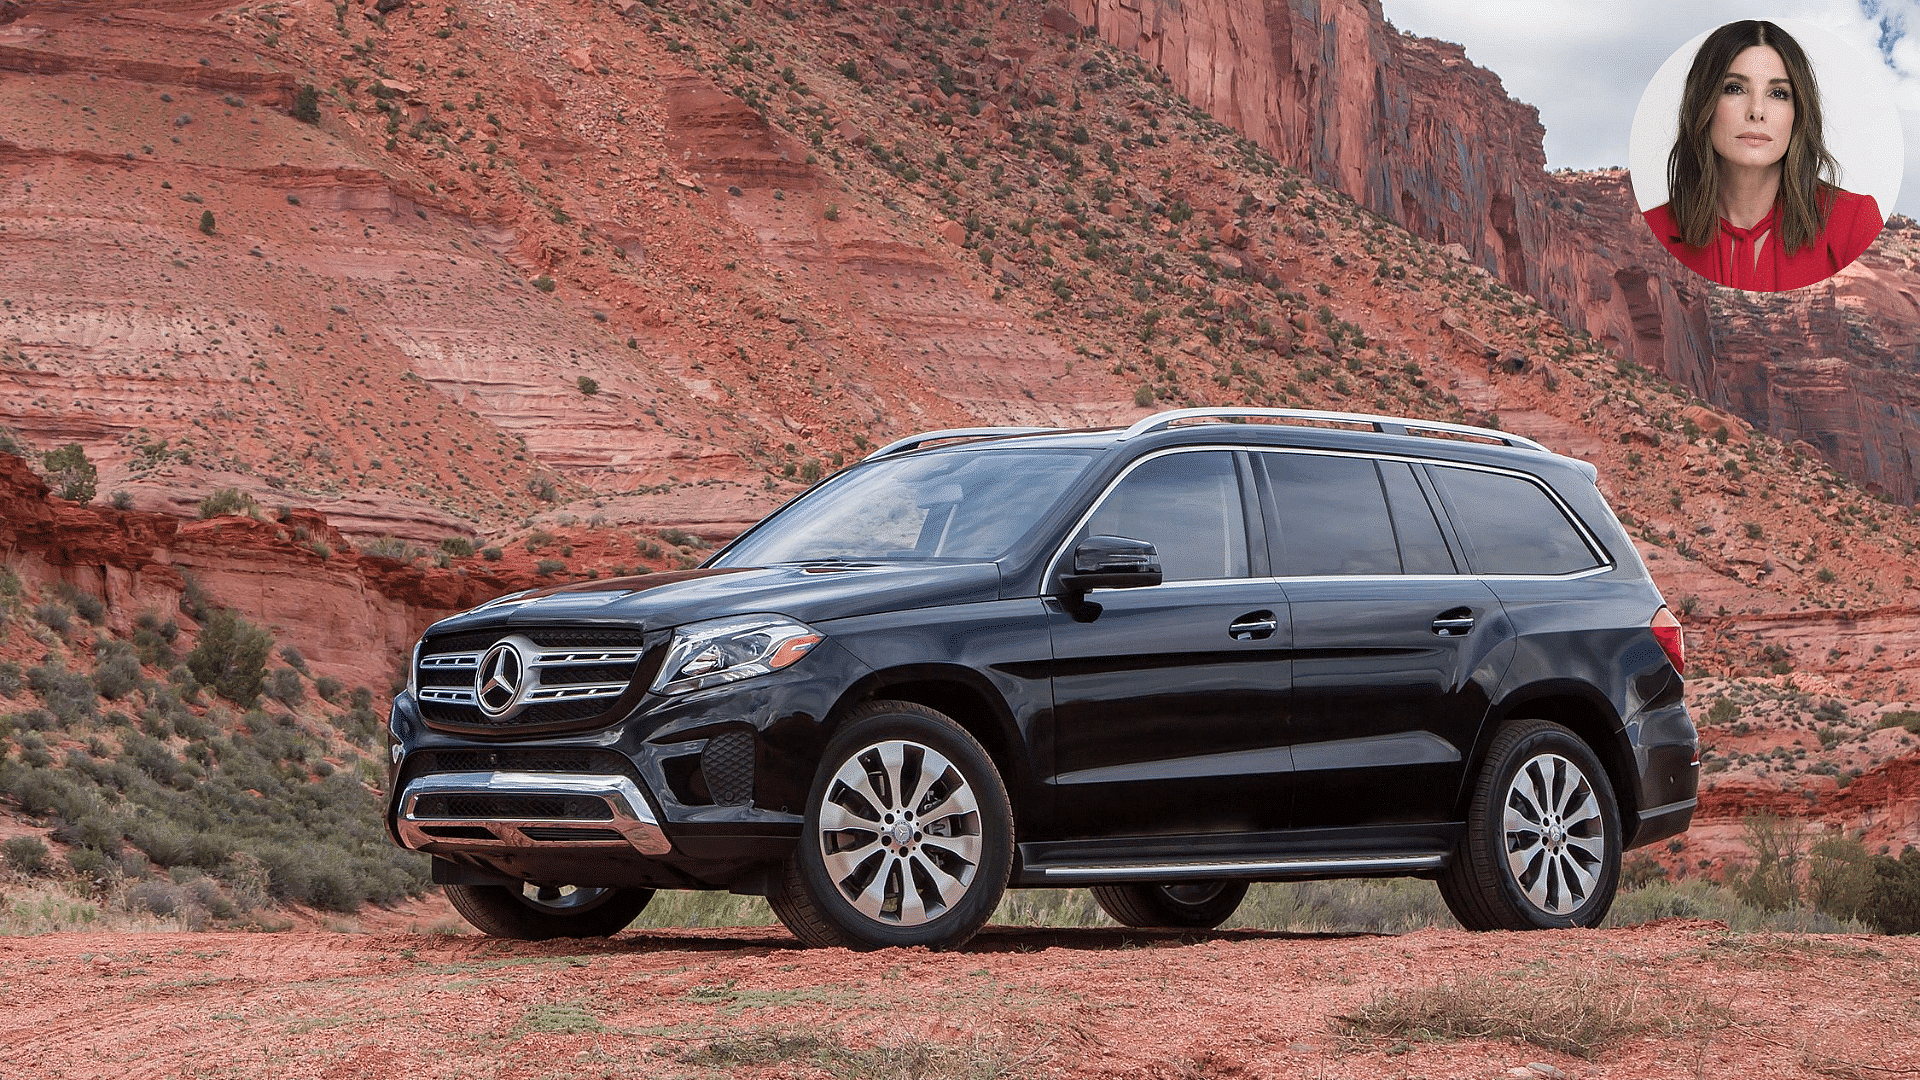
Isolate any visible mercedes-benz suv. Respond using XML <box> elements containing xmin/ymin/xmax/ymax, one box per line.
<box><xmin>385</xmin><ymin>408</ymin><xmax>1697</xmax><ymax>948</ymax></box>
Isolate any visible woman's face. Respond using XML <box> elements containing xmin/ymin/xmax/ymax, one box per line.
<box><xmin>1709</xmin><ymin>45</ymin><xmax>1794</xmax><ymax>172</ymax></box>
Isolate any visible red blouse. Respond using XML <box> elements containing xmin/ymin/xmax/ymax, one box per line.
<box><xmin>1643</xmin><ymin>188</ymin><xmax>1882</xmax><ymax>291</ymax></box>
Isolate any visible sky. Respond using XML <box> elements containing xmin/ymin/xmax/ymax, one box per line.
<box><xmin>1380</xmin><ymin>0</ymin><xmax>1920</xmax><ymax>216</ymax></box>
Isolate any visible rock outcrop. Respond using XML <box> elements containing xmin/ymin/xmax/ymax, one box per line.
<box><xmin>1065</xmin><ymin>0</ymin><xmax>1920</xmax><ymax>502</ymax></box>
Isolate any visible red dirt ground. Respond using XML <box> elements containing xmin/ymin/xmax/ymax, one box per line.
<box><xmin>4</xmin><ymin>921</ymin><xmax>1916</xmax><ymax>1079</ymax></box>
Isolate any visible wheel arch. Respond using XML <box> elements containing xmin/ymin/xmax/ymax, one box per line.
<box><xmin>824</xmin><ymin>664</ymin><xmax>1030</xmax><ymax>825</ymax></box>
<box><xmin>1464</xmin><ymin>681</ymin><xmax>1636</xmax><ymax>831</ymax></box>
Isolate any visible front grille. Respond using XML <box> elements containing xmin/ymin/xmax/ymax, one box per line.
<box><xmin>415</xmin><ymin>627</ymin><xmax>660</xmax><ymax>735</ymax></box>
<box><xmin>403</xmin><ymin>747</ymin><xmax>641</xmax><ymax>781</ymax></box>
<box><xmin>414</xmin><ymin>794</ymin><xmax>615</xmax><ymax>820</ymax></box>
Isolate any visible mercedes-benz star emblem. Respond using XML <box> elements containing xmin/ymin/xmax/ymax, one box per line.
<box><xmin>475</xmin><ymin>641</ymin><xmax>527</xmax><ymax>717</ymax></box>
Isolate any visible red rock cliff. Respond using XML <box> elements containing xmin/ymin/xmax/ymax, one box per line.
<box><xmin>1065</xmin><ymin>0</ymin><xmax>1920</xmax><ymax>500</ymax></box>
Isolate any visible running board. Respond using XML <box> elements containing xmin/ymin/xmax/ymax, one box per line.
<box><xmin>1023</xmin><ymin>852</ymin><xmax>1446</xmax><ymax>884</ymax></box>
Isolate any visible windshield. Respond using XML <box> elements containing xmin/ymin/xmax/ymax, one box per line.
<box><xmin>714</xmin><ymin>449</ymin><xmax>1095</xmax><ymax>565</ymax></box>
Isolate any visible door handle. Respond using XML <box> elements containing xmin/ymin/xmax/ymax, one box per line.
<box><xmin>1431</xmin><ymin>608</ymin><xmax>1476</xmax><ymax>637</ymax></box>
<box><xmin>1229</xmin><ymin>611</ymin><xmax>1279</xmax><ymax>640</ymax></box>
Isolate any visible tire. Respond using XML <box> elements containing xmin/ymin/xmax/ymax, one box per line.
<box><xmin>1091</xmin><ymin>880</ymin><xmax>1249</xmax><ymax>929</ymax></box>
<box><xmin>443</xmin><ymin>882</ymin><xmax>654</xmax><ymax>940</ymax></box>
<box><xmin>769</xmin><ymin>700</ymin><xmax>1013</xmax><ymax>950</ymax></box>
<box><xmin>1438</xmin><ymin>719</ymin><xmax>1621</xmax><ymax>931</ymax></box>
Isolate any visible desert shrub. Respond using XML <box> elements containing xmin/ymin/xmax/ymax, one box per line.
<box><xmin>1807</xmin><ymin>835</ymin><xmax>1878</xmax><ymax>922</ymax></box>
<box><xmin>1863</xmin><ymin>847</ymin><xmax>1920</xmax><ymax>934</ymax></box>
<box><xmin>186</xmin><ymin>607</ymin><xmax>274</xmax><ymax>706</ymax></box>
<box><xmin>65</xmin><ymin>845</ymin><xmax>115</xmax><ymax>882</ymax></box>
<box><xmin>51</xmin><ymin>811</ymin><xmax>123</xmax><ymax>855</ymax></box>
<box><xmin>93</xmin><ymin>640</ymin><xmax>145</xmax><ymax>700</ymax></box>
<box><xmin>120</xmin><ymin>730</ymin><xmax>194</xmax><ymax>789</ymax></box>
<box><xmin>292</xmin><ymin>83</ymin><xmax>321</xmax><ymax>124</ymax></box>
<box><xmin>2</xmin><ymin>835</ymin><xmax>48</xmax><ymax>875</ymax></box>
<box><xmin>481</xmin><ymin>546</ymin><xmax>503</xmax><ymax>561</ymax></box>
<box><xmin>54</xmin><ymin>582</ymin><xmax>105</xmax><ymax>625</ymax></box>
<box><xmin>31</xmin><ymin>600</ymin><xmax>73</xmax><ymax>636</ymax></box>
<box><xmin>197</xmin><ymin>487</ymin><xmax>258</xmax><ymax>518</ymax></box>
<box><xmin>0</xmin><ymin>661</ymin><xmax>21</xmax><ymax>697</ymax></box>
<box><xmin>41</xmin><ymin>443</ymin><xmax>97</xmax><ymax>503</ymax></box>
<box><xmin>576</xmin><ymin>376</ymin><xmax>599</xmax><ymax>396</ymax></box>
<box><xmin>314</xmin><ymin>675</ymin><xmax>345</xmax><ymax>703</ymax></box>
<box><xmin>265</xmin><ymin>667</ymin><xmax>305</xmax><ymax>709</ymax></box>
<box><xmin>438</xmin><ymin>536</ymin><xmax>476</xmax><ymax>558</ymax></box>
<box><xmin>1731</xmin><ymin>814</ymin><xmax>1806</xmax><ymax>911</ymax></box>
<box><xmin>1878</xmin><ymin>710</ymin><xmax>1920</xmax><ymax>734</ymax></box>
<box><xmin>278</xmin><ymin>644</ymin><xmax>307</xmax><ymax>672</ymax></box>
<box><xmin>125</xmin><ymin>879</ymin><xmax>194</xmax><ymax>919</ymax></box>
<box><xmin>27</xmin><ymin>661</ymin><xmax>99</xmax><ymax>724</ymax></box>
<box><xmin>128</xmin><ymin>818</ymin><xmax>231</xmax><ymax>869</ymax></box>
<box><xmin>359</xmin><ymin>536</ymin><xmax>425</xmax><ymax>564</ymax></box>
<box><xmin>10</xmin><ymin>709</ymin><xmax>54</xmax><ymax>734</ymax></box>
<box><xmin>535</xmin><ymin>558</ymin><xmax>566</xmax><ymax>576</ymax></box>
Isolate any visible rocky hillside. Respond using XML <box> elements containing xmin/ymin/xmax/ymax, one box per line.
<box><xmin>3</xmin><ymin>0</ymin><xmax>1920</xmax><ymax>892</ymax></box>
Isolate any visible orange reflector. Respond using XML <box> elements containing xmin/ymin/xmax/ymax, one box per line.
<box><xmin>769</xmin><ymin>634</ymin><xmax>822</xmax><ymax>670</ymax></box>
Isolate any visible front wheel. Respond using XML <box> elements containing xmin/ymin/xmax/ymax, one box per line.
<box><xmin>443</xmin><ymin>882</ymin><xmax>654</xmax><ymax>940</ymax></box>
<box><xmin>769</xmin><ymin>701</ymin><xmax>1013</xmax><ymax>950</ymax></box>
<box><xmin>1438</xmin><ymin>719</ymin><xmax>1621</xmax><ymax>930</ymax></box>
<box><xmin>1091</xmin><ymin>880</ymin><xmax>1249</xmax><ymax>929</ymax></box>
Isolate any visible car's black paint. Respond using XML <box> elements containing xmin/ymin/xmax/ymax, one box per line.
<box><xmin>387</xmin><ymin>415</ymin><xmax>1698</xmax><ymax>906</ymax></box>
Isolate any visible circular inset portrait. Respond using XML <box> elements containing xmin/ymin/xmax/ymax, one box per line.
<box><xmin>1629</xmin><ymin>18</ymin><xmax>1902</xmax><ymax>292</ymax></box>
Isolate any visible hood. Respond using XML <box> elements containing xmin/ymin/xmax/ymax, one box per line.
<box><xmin>426</xmin><ymin>562</ymin><xmax>1005</xmax><ymax>637</ymax></box>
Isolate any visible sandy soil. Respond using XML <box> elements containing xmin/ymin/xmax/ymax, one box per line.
<box><xmin>5</xmin><ymin>920</ymin><xmax>1916</xmax><ymax>1079</ymax></box>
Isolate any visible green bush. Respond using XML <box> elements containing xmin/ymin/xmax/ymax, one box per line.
<box><xmin>198</xmin><ymin>487</ymin><xmax>258</xmax><ymax>518</ymax></box>
<box><xmin>265</xmin><ymin>667</ymin><xmax>305</xmax><ymax>708</ymax></box>
<box><xmin>93</xmin><ymin>642</ymin><xmax>144</xmax><ymax>700</ymax></box>
<box><xmin>27</xmin><ymin>661</ymin><xmax>99</xmax><ymax>724</ymax></box>
<box><xmin>41</xmin><ymin>444</ymin><xmax>97</xmax><ymax>503</ymax></box>
<box><xmin>577</xmin><ymin>376</ymin><xmax>599</xmax><ymax>396</ymax></box>
<box><xmin>292</xmin><ymin>83</ymin><xmax>321</xmax><ymax>124</ymax></box>
<box><xmin>438</xmin><ymin>536</ymin><xmax>476</xmax><ymax>558</ymax></box>
<box><xmin>186</xmin><ymin>608</ymin><xmax>274</xmax><ymax>707</ymax></box>
<box><xmin>534</xmin><ymin>557</ymin><xmax>566</xmax><ymax>576</ymax></box>
<box><xmin>2</xmin><ymin>835</ymin><xmax>48</xmax><ymax>875</ymax></box>
<box><xmin>1864</xmin><ymin>848</ymin><xmax>1920</xmax><ymax>934</ymax></box>
<box><xmin>314</xmin><ymin>675</ymin><xmax>345</xmax><ymax>703</ymax></box>
<box><xmin>31</xmin><ymin>600</ymin><xmax>74</xmax><ymax>636</ymax></box>
<box><xmin>198</xmin><ymin>209</ymin><xmax>216</xmax><ymax>235</ymax></box>
<box><xmin>55</xmin><ymin>582</ymin><xmax>106</xmax><ymax>625</ymax></box>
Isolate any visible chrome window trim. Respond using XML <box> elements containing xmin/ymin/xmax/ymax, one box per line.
<box><xmin>1251</xmin><ymin>446</ymin><xmax>1613</xmax><ymax>576</ymax></box>
<box><xmin>1044</xmin><ymin>445</ymin><xmax>1255</xmax><ymax>587</ymax></box>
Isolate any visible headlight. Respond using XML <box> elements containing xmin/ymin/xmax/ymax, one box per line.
<box><xmin>651</xmin><ymin>614</ymin><xmax>823</xmax><ymax>696</ymax></box>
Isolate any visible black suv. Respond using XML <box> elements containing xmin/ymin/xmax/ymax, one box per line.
<box><xmin>385</xmin><ymin>408</ymin><xmax>1697</xmax><ymax>948</ymax></box>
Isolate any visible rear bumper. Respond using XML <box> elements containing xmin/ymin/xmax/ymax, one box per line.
<box><xmin>392</xmin><ymin>770</ymin><xmax>671</xmax><ymax>856</ymax></box>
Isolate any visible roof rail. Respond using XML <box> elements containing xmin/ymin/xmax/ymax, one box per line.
<box><xmin>1120</xmin><ymin>408</ymin><xmax>1551</xmax><ymax>453</ymax></box>
<box><xmin>863</xmin><ymin>426</ymin><xmax>1059</xmax><ymax>461</ymax></box>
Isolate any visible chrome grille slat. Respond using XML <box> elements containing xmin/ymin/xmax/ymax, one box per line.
<box><xmin>414</xmin><ymin>629</ymin><xmax>651</xmax><ymax>734</ymax></box>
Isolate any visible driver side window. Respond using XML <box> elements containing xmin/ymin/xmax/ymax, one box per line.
<box><xmin>1083</xmin><ymin>451</ymin><xmax>1249</xmax><ymax>581</ymax></box>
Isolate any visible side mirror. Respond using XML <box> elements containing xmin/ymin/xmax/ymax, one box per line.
<box><xmin>1060</xmin><ymin>535</ymin><xmax>1163</xmax><ymax>592</ymax></box>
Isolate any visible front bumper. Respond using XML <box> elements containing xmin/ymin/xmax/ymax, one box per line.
<box><xmin>392</xmin><ymin>770</ymin><xmax>671</xmax><ymax>856</ymax></box>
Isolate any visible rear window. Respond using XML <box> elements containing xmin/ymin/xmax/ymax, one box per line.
<box><xmin>1429</xmin><ymin>465</ymin><xmax>1602</xmax><ymax>575</ymax></box>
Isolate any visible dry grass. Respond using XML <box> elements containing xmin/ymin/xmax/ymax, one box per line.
<box><xmin>674</xmin><ymin>1027</ymin><xmax>1028</xmax><ymax>1080</ymax></box>
<box><xmin>1337</xmin><ymin>967</ymin><xmax>1722</xmax><ymax>1058</ymax></box>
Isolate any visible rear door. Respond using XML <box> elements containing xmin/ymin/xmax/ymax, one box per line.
<box><xmin>1045</xmin><ymin>448</ymin><xmax>1295</xmax><ymax>840</ymax></box>
<box><xmin>1259</xmin><ymin>452</ymin><xmax>1514</xmax><ymax>828</ymax></box>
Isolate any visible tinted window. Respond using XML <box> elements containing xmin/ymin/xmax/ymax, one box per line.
<box><xmin>1084</xmin><ymin>451</ymin><xmax>1248</xmax><ymax>581</ymax></box>
<box><xmin>1379</xmin><ymin>461</ymin><xmax>1456</xmax><ymax>574</ymax></box>
<box><xmin>1430</xmin><ymin>465</ymin><xmax>1601</xmax><ymax>575</ymax></box>
<box><xmin>1263</xmin><ymin>453</ymin><xmax>1399</xmax><ymax>575</ymax></box>
<box><xmin>716</xmin><ymin>449</ymin><xmax>1094</xmax><ymax>564</ymax></box>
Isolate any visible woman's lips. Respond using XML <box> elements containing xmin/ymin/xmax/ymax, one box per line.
<box><xmin>1738</xmin><ymin>133</ymin><xmax>1774</xmax><ymax>145</ymax></box>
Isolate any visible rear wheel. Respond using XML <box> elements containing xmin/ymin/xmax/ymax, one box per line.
<box><xmin>1438</xmin><ymin>719</ymin><xmax>1620</xmax><ymax>930</ymax></box>
<box><xmin>769</xmin><ymin>701</ymin><xmax>1013</xmax><ymax>950</ymax></box>
<box><xmin>1091</xmin><ymin>880</ymin><xmax>1249</xmax><ymax>929</ymax></box>
<box><xmin>443</xmin><ymin>882</ymin><xmax>654</xmax><ymax>940</ymax></box>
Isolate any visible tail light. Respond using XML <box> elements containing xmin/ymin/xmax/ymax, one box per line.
<box><xmin>1650</xmin><ymin>606</ymin><xmax>1685</xmax><ymax>676</ymax></box>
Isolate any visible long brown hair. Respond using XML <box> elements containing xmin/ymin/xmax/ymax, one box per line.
<box><xmin>1666</xmin><ymin>20</ymin><xmax>1839</xmax><ymax>253</ymax></box>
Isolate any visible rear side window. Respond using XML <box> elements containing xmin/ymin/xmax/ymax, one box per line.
<box><xmin>1083</xmin><ymin>451</ymin><xmax>1249</xmax><ymax>581</ymax></box>
<box><xmin>1379</xmin><ymin>462</ymin><xmax>1457</xmax><ymax>574</ymax></box>
<box><xmin>1262</xmin><ymin>453</ymin><xmax>1400</xmax><ymax>575</ymax></box>
<box><xmin>1429</xmin><ymin>465</ymin><xmax>1602</xmax><ymax>575</ymax></box>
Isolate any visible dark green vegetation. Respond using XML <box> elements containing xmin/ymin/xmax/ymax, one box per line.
<box><xmin>0</xmin><ymin>567</ymin><xmax>426</xmax><ymax>925</ymax></box>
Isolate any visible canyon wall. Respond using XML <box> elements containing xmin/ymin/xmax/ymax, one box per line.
<box><xmin>1065</xmin><ymin>0</ymin><xmax>1920</xmax><ymax>502</ymax></box>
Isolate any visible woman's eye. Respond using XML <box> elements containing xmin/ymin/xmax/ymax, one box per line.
<box><xmin>1722</xmin><ymin>81</ymin><xmax>1744</xmax><ymax>95</ymax></box>
<box><xmin>1769</xmin><ymin>87</ymin><xmax>1792</xmax><ymax>101</ymax></box>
